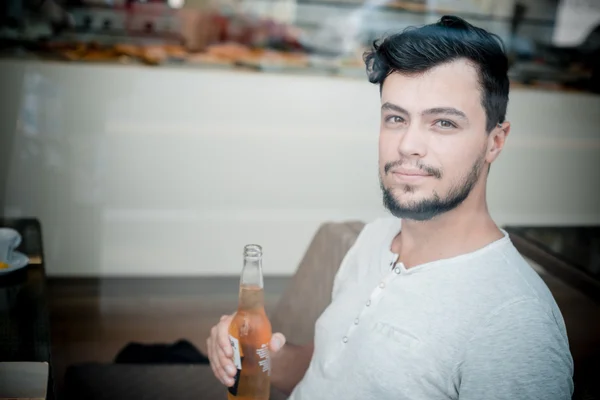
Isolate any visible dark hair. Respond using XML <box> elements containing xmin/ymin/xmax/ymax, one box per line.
<box><xmin>364</xmin><ymin>15</ymin><xmax>509</xmax><ymax>132</ymax></box>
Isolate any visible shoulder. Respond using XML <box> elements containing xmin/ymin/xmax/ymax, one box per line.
<box><xmin>353</xmin><ymin>216</ymin><xmax>400</xmax><ymax>249</ymax></box>
<box><xmin>347</xmin><ymin>215</ymin><xmax>399</xmax><ymax>265</ymax></box>
<box><xmin>469</xmin><ymin>295</ymin><xmax>572</xmax><ymax>370</ymax></box>
<box><xmin>479</xmin><ymin>296</ymin><xmax>566</xmax><ymax>336</ymax></box>
<box><xmin>483</xmin><ymin>241</ymin><xmax>563</xmax><ymax>315</ymax></box>
<box><xmin>331</xmin><ymin>216</ymin><xmax>399</xmax><ymax>297</ymax></box>
<box><xmin>442</xmin><ymin>238</ymin><xmax>570</xmax><ymax>351</ymax></box>
<box><xmin>459</xmin><ymin>237</ymin><xmax>562</xmax><ymax>317</ymax></box>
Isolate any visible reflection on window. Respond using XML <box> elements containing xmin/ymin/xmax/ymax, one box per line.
<box><xmin>0</xmin><ymin>0</ymin><xmax>599</xmax><ymax>93</ymax></box>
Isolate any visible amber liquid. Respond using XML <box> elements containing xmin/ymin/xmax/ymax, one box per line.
<box><xmin>228</xmin><ymin>285</ymin><xmax>272</xmax><ymax>400</ymax></box>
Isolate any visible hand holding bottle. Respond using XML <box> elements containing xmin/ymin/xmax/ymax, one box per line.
<box><xmin>207</xmin><ymin>243</ymin><xmax>284</xmax><ymax>400</ymax></box>
<box><xmin>207</xmin><ymin>315</ymin><xmax>286</xmax><ymax>387</ymax></box>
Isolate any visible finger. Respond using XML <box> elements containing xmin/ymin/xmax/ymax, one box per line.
<box><xmin>270</xmin><ymin>332</ymin><xmax>286</xmax><ymax>352</ymax></box>
<box><xmin>209</xmin><ymin>350</ymin><xmax>222</xmax><ymax>383</ymax></box>
<box><xmin>207</xmin><ymin>337</ymin><xmax>222</xmax><ymax>380</ymax></box>
<box><xmin>211</xmin><ymin>351</ymin><xmax>230</xmax><ymax>386</ymax></box>
<box><xmin>207</xmin><ymin>327</ymin><xmax>217</xmax><ymax>362</ymax></box>
<box><xmin>206</xmin><ymin>337</ymin><xmax>212</xmax><ymax>362</ymax></box>
<box><xmin>217</xmin><ymin>321</ymin><xmax>233</xmax><ymax>358</ymax></box>
<box><xmin>208</xmin><ymin>334</ymin><xmax>228</xmax><ymax>385</ymax></box>
<box><xmin>210</xmin><ymin>356</ymin><xmax>221</xmax><ymax>383</ymax></box>
<box><xmin>218</xmin><ymin>346</ymin><xmax>237</xmax><ymax>378</ymax></box>
<box><xmin>220</xmin><ymin>366</ymin><xmax>233</xmax><ymax>386</ymax></box>
<box><xmin>220</xmin><ymin>314</ymin><xmax>229</xmax><ymax>322</ymax></box>
<box><xmin>206</xmin><ymin>337</ymin><xmax>214</xmax><ymax>365</ymax></box>
<box><xmin>216</xmin><ymin>347</ymin><xmax>234</xmax><ymax>386</ymax></box>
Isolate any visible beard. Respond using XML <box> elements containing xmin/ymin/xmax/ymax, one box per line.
<box><xmin>380</xmin><ymin>152</ymin><xmax>486</xmax><ymax>222</ymax></box>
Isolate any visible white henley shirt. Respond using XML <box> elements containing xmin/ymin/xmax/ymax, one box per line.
<box><xmin>288</xmin><ymin>216</ymin><xmax>574</xmax><ymax>400</ymax></box>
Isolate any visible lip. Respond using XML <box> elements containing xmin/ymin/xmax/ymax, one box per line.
<box><xmin>391</xmin><ymin>169</ymin><xmax>431</xmax><ymax>182</ymax></box>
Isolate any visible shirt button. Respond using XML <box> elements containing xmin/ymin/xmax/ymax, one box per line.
<box><xmin>342</xmin><ymin>336</ymin><xmax>348</xmax><ymax>343</ymax></box>
<box><xmin>354</xmin><ymin>318</ymin><xmax>359</xmax><ymax>325</ymax></box>
<box><xmin>394</xmin><ymin>267</ymin><xmax>401</xmax><ymax>274</ymax></box>
<box><xmin>366</xmin><ymin>299</ymin><xmax>371</xmax><ymax>307</ymax></box>
<box><xmin>379</xmin><ymin>282</ymin><xmax>385</xmax><ymax>289</ymax></box>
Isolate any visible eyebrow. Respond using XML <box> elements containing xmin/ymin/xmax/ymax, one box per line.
<box><xmin>381</xmin><ymin>102</ymin><xmax>469</xmax><ymax>121</ymax></box>
<box><xmin>423</xmin><ymin>107</ymin><xmax>468</xmax><ymax>121</ymax></box>
<box><xmin>381</xmin><ymin>102</ymin><xmax>409</xmax><ymax>115</ymax></box>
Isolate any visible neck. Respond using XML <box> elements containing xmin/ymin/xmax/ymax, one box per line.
<box><xmin>393</xmin><ymin>187</ymin><xmax>504</xmax><ymax>268</ymax></box>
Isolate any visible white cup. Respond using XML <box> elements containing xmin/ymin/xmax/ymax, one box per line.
<box><xmin>0</xmin><ymin>228</ymin><xmax>22</xmax><ymax>263</ymax></box>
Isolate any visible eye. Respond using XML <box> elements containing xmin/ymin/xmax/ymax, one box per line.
<box><xmin>384</xmin><ymin>115</ymin><xmax>405</xmax><ymax>126</ymax></box>
<box><xmin>435</xmin><ymin>119</ymin><xmax>457</xmax><ymax>129</ymax></box>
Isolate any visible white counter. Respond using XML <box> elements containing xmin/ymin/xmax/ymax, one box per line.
<box><xmin>1</xmin><ymin>59</ymin><xmax>599</xmax><ymax>276</ymax></box>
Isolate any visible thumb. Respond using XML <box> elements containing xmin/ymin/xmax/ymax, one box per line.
<box><xmin>270</xmin><ymin>332</ymin><xmax>286</xmax><ymax>352</ymax></box>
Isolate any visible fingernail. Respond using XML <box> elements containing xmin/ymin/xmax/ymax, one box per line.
<box><xmin>271</xmin><ymin>337</ymin><xmax>282</xmax><ymax>351</ymax></box>
<box><xmin>226</xmin><ymin>365</ymin><xmax>236</xmax><ymax>375</ymax></box>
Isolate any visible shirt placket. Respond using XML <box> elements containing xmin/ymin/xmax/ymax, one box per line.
<box><xmin>341</xmin><ymin>253</ymin><xmax>403</xmax><ymax>344</ymax></box>
<box><xmin>323</xmin><ymin>253</ymin><xmax>405</xmax><ymax>376</ymax></box>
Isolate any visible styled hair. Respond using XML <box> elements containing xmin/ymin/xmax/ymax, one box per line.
<box><xmin>364</xmin><ymin>15</ymin><xmax>509</xmax><ymax>132</ymax></box>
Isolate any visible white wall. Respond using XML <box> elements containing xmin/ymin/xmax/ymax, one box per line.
<box><xmin>1</xmin><ymin>59</ymin><xmax>599</xmax><ymax>277</ymax></box>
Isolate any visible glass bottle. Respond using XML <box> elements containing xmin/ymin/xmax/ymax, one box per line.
<box><xmin>228</xmin><ymin>244</ymin><xmax>272</xmax><ymax>400</ymax></box>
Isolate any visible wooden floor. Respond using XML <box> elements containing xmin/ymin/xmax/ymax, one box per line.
<box><xmin>48</xmin><ymin>268</ymin><xmax>600</xmax><ymax>399</ymax></box>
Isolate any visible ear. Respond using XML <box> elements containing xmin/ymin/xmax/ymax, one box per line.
<box><xmin>486</xmin><ymin>121</ymin><xmax>511</xmax><ymax>164</ymax></box>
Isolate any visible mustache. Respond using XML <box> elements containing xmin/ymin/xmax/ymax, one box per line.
<box><xmin>384</xmin><ymin>159</ymin><xmax>442</xmax><ymax>179</ymax></box>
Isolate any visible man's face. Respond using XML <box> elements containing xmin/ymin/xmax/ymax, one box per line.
<box><xmin>378</xmin><ymin>59</ymin><xmax>492</xmax><ymax>221</ymax></box>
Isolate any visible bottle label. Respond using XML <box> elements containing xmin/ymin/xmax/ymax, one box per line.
<box><xmin>256</xmin><ymin>343</ymin><xmax>271</xmax><ymax>376</ymax></box>
<box><xmin>228</xmin><ymin>335</ymin><xmax>243</xmax><ymax>396</ymax></box>
<box><xmin>229</xmin><ymin>335</ymin><xmax>242</xmax><ymax>370</ymax></box>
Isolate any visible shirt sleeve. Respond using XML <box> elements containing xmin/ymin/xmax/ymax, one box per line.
<box><xmin>457</xmin><ymin>298</ymin><xmax>574</xmax><ymax>400</ymax></box>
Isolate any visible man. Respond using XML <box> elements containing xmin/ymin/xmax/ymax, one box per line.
<box><xmin>207</xmin><ymin>15</ymin><xmax>574</xmax><ymax>399</ymax></box>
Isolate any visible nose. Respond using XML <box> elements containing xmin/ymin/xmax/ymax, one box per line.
<box><xmin>396</xmin><ymin>124</ymin><xmax>427</xmax><ymax>159</ymax></box>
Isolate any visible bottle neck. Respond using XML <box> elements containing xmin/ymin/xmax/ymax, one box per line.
<box><xmin>240</xmin><ymin>256</ymin><xmax>264</xmax><ymax>289</ymax></box>
<box><xmin>238</xmin><ymin>256</ymin><xmax>265</xmax><ymax>311</ymax></box>
<box><xmin>238</xmin><ymin>244</ymin><xmax>265</xmax><ymax>311</ymax></box>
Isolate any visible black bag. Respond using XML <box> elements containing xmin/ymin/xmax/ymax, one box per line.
<box><xmin>114</xmin><ymin>339</ymin><xmax>210</xmax><ymax>364</ymax></box>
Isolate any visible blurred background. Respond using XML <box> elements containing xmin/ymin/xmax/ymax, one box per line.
<box><xmin>0</xmin><ymin>0</ymin><xmax>599</xmax><ymax>398</ymax></box>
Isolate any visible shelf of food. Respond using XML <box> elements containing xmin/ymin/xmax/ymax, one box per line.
<box><xmin>1</xmin><ymin>0</ymin><xmax>598</xmax><ymax>94</ymax></box>
<box><xmin>2</xmin><ymin>37</ymin><xmax>597</xmax><ymax>95</ymax></box>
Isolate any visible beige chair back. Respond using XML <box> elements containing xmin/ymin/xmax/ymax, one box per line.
<box><xmin>268</xmin><ymin>221</ymin><xmax>365</xmax><ymax>345</ymax></box>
